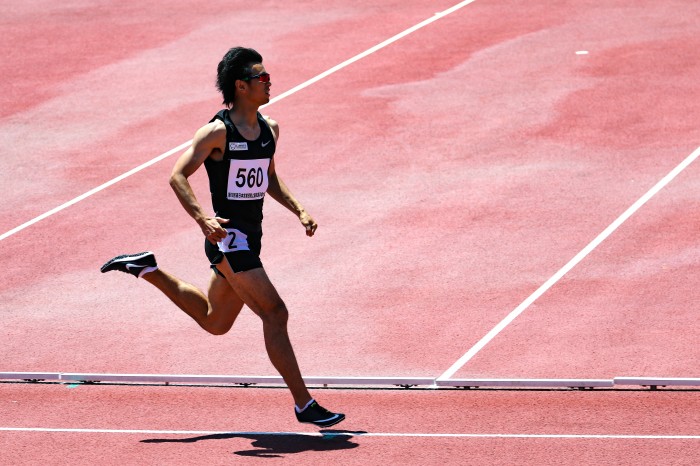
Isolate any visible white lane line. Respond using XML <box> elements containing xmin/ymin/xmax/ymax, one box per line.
<box><xmin>0</xmin><ymin>142</ymin><xmax>191</xmax><ymax>242</ymax></box>
<box><xmin>267</xmin><ymin>0</ymin><xmax>478</xmax><ymax>105</ymax></box>
<box><xmin>438</xmin><ymin>146</ymin><xmax>700</xmax><ymax>381</ymax></box>
<box><xmin>0</xmin><ymin>0</ymin><xmax>478</xmax><ymax>243</ymax></box>
<box><xmin>0</xmin><ymin>427</ymin><xmax>697</xmax><ymax>439</ymax></box>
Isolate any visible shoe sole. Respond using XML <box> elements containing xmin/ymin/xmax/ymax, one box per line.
<box><xmin>299</xmin><ymin>414</ymin><xmax>345</xmax><ymax>428</ymax></box>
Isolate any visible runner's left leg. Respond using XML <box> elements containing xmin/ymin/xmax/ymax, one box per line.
<box><xmin>214</xmin><ymin>258</ymin><xmax>312</xmax><ymax>407</ymax></box>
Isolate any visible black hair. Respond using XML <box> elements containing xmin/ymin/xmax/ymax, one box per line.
<box><xmin>216</xmin><ymin>47</ymin><xmax>263</xmax><ymax>106</ymax></box>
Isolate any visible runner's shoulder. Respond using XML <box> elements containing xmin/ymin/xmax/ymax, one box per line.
<box><xmin>262</xmin><ymin>114</ymin><xmax>277</xmax><ymax>126</ymax></box>
<box><xmin>261</xmin><ymin>114</ymin><xmax>279</xmax><ymax>140</ymax></box>
<box><xmin>194</xmin><ymin>120</ymin><xmax>227</xmax><ymax>149</ymax></box>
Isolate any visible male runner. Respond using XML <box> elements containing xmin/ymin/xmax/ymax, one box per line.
<box><xmin>101</xmin><ymin>47</ymin><xmax>344</xmax><ymax>428</ymax></box>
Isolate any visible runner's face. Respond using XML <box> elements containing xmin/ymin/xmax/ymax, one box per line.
<box><xmin>245</xmin><ymin>63</ymin><xmax>271</xmax><ymax>104</ymax></box>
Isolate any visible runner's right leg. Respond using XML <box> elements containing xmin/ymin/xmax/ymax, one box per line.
<box><xmin>101</xmin><ymin>252</ymin><xmax>244</xmax><ymax>334</ymax></box>
<box><xmin>143</xmin><ymin>269</ymin><xmax>244</xmax><ymax>335</ymax></box>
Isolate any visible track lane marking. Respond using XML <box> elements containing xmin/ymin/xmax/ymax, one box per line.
<box><xmin>0</xmin><ymin>427</ymin><xmax>698</xmax><ymax>439</ymax></box>
<box><xmin>0</xmin><ymin>142</ymin><xmax>191</xmax><ymax>242</ymax></box>
<box><xmin>438</xmin><ymin>145</ymin><xmax>700</xmax><ymax>381</ymax></box>
<box><xmin>0</xmin><ymin>0</ymin><xmax>478</xmax><ymax>243</ymax></box>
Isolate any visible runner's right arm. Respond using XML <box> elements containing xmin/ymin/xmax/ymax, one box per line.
<box><xmin>169</xmin><ymin>121</ymin><xmax>229</xmax><ymax>244</ymax></box>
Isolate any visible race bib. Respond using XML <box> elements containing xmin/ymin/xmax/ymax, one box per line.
<box><xmin>217</xmin><ymin>228</ymin><xmax>250</xmax><ymax>253</ymax></box>
<box><xmin>227</xmin><ymin>158</ymin><xmax>270</xmax><ymax>200</ymax></box>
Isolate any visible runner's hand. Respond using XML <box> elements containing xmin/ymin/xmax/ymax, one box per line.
<box><xmin>299</xmin><ymin>211</ymin><xmax>317</xmax><ymax>237</ymax></box>
<box><xmin>200</xmin><ymin>216</ymin><xmax>229</xmax><ymax>244</ymax></box>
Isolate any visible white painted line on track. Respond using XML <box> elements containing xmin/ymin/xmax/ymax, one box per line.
<box><xmin>0</xmin><ymin>427</ymin><xmax>698</xmax><ymax>440</ymax></box>
<box><xmin>0</xmin><ymin>142</ymin><xmax>191</xmax><ymax>242</ymax></box>
<box><xmin>0</xmin><ymin>0</ymin><xmax>478</xmax><ymax>243</ymax></box>
<box><xmin>266</xmin><ymin>0</ymin><xmax>478</xmax><ymax>106</ymax></box>
<box><xmin>438</xmin><ymin>145</ymin><xmax>700</xmax><ymax>381</ymax></box>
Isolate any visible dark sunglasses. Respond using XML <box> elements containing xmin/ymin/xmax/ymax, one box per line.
<box><xmin>243</xmin><ymin>72</ymin><xmax>271</xmax><ymax>83</ymax></box>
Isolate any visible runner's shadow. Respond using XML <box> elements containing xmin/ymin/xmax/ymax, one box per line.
<box><xmin>141</xmin><ymin>430</ymin><xmax>365</xmax><ymax>458</ymax></box>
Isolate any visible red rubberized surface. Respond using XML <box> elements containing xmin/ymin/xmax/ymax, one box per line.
<box><xmin>1</xmin><ymin>383</ymin><xmax>698</xmax><ymax>465</ymax></box>
<box><xmin>1</xmin><ymin>0</ymin><xmax>699</xmax><ymax>464</ymax></box>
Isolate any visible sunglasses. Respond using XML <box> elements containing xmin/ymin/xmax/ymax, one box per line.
<box><xmin>243</xmin><ymin>72</ymin><xmax>271</xmax><ymax>83</ymax></box>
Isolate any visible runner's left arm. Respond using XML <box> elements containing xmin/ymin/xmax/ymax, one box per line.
<box><xmin>264</xmin><ymin>117</ymin><xmax>318</xmax><ymax>237</ymax></box>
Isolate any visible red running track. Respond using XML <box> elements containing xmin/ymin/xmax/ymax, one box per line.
<box><xmin>1</xmin><ymin>0</ymin><xmax>699</xmax><ymax>464</ymax></box>
<box><xmin>2</xmin><ymin>0</ymin><xmax>697</xmax><ymax>380</ymax></box>
<box><xmin>1</xmin><ymin>383</ymin><xmax>698</xmax><ymax>465</ymax></box>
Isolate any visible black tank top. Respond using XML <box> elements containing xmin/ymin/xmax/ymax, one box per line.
<box><xmin>204</xmin><ymin>109</ymin><xmax>276</xmax><ymax>230</ymax></box>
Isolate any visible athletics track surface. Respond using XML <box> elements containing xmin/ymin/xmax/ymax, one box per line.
<box><xmin>1</xmin><ymin>0</ymin><xmax>698</xmax><ymax>464</ymax></box>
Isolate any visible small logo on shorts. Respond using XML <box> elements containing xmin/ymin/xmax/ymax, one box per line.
<box><xmin>229</xmin><ymin>142</ymin><xmax>248</xmax><ymax>151</ymax></box>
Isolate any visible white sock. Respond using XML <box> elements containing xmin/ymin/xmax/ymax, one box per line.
<box><xmin>295</xmin><ymin>398</ymin><xmax>315</xmax><ymax>413</ymax></box>
<box><xmin>138</xmin><ymin>266</ymin><xmax>158</xmax><ymax>279</ymax></box>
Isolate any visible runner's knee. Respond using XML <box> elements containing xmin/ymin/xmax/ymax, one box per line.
<box><xmin>207</xmin><ymin>320</ymin><xmax>234</xmax><ymax>336</ymax></box>
<box><xmin>260</xmin><ymin>301</ymin><xmax>288</xmax><ymax>326</ymax></box>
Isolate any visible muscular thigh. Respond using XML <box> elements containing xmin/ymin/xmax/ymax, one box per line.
<box><xmin>207</xmin><ymin>270</ymin><xmax>245</xmax><ymax>326</ymax></box>
<box><xmin>214</xmin><ymin>257</ymin><xmax>284</xmax><ymax>317</ymax></box>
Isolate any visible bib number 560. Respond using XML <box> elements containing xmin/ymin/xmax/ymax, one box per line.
<box><xmin>235</xmin><ymin>167</ymin><xmax>264</xmax><ymax>188</ymax></box>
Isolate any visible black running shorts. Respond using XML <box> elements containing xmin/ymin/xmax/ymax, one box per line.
<box><xmin>204</xmin><ymin>226</ymin><xmax>263</xmax><ymax>275</ymax></box>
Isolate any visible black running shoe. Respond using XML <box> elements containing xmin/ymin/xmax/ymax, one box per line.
<box><xmin>100</xmin><ymin>252</ymin><xmax>157</xmax><ymax>278</ymax></box>
<box><xmin>295</xmin><ymin>401</ymin><xmax>345</xmax><ymax>428</ymax></box>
